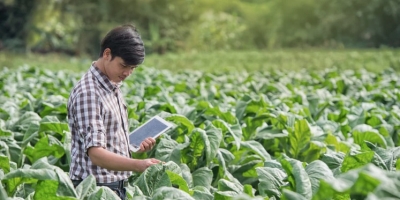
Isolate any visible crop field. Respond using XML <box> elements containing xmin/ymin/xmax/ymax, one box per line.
<box><xmin>1</xmin><ymin>51</ymin><xmax>400</xmax><ymax>199</ymax></box>
<box><xmin>1</xmin><ymin>49</ymin><xmax>400</xmax><ymax>73</ymax></box>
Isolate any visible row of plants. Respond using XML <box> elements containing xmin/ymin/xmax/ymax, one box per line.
<box><xmin>1</xmin><ymin>66</ymin><xmax>400</xmax><ymax>199</ymax></box>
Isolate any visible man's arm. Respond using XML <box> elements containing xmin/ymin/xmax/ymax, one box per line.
<box><xmin>88</xmin><ymin>147</ymin><xmax>160</xmax><ymax>172</ymax></box>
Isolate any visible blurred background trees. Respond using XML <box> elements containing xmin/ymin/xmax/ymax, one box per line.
<box><xmin>1</xmin><ymin>0</ymin><xmax>399</xmax><ymax>58</ymax></box>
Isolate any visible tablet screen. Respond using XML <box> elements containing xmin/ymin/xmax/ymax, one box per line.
<box><xmin>128</xmin><ymin>116</ymin><xmax>173</xmax><ymax>151</ymax></box>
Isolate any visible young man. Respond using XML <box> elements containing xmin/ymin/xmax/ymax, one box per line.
<box><xmin>67</xmin><ymin>24</ymin><xmax>160</xmax><ymax>199</ymax></box>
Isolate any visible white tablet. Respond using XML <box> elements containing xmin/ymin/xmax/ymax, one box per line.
<box><xmin>129</xmin><ymin>115</ymin><xmax>174</xmax><ymax>152</ymax></box>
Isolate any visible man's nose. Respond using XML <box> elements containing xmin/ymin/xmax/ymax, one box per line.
<box><xmin>123</xmin><ymin>69</ymin><xmax>132</xmax><ymax>76</ymax></box>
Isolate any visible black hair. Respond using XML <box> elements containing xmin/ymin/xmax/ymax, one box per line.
<box><xmin>99</xmin><ymin>24</ymin><xmax>145</xmax><ymax>66</ymax></box>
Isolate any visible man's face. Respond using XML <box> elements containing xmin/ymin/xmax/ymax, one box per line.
<box><xmin>102</xmin><ymin>50</ymin><xmax>136</xmax><ymax>83</ymax></box>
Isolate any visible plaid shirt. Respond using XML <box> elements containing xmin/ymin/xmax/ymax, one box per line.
<box><xmin>68</xmin><ymin>64</ymin><xmax>131</xmax><ymax>183</ymax></box>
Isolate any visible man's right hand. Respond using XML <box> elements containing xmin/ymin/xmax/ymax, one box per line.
<box><xmin>137</xmin><ymin>158</ymin><xmax>162</xmax><ymax>172</ymax></box>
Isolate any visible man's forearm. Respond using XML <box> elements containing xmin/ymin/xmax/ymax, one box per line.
<box><xmin>87</xmin><ymin>147</ymin><xmax>145</xmax><ymax>172</ymax></box>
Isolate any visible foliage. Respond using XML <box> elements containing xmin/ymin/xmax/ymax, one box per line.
<box><xmin>2</xmin><ymin>64</ymin><xmax>400</xmax><ymax>199</ymax></box>
<box><xmin>0</xmin><ymin>0</ymin><xmax>35</xmax><ymax>51</ymax></box>
<box><xmin>1</xmin><ymin>0</ymin><xmax>400</xmax><ymax>54</ymax></box>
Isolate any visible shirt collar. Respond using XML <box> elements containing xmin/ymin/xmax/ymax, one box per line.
<box><xmin>89</xmin><ymin>64</ymin><xmax>123</xmax><ymax>92</ymax></box>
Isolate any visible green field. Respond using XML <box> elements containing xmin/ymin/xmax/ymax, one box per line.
<box><xmin>1</xmin><ymin>49</ymin><xmax>400</xmax><ymax>199</ymax></box>
<box><xmin>1</xmin><ymin>49</ymin><xmax>400</xmax><ymax>73</ymax></box>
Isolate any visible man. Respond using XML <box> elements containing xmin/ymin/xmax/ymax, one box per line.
<box><xmin>67</xmin><ymin>24</ymin><xmax>160</xmax><ymax>199</ymax></box>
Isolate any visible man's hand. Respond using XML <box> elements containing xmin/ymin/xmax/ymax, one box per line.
<box><xmin>136</xmin><ymin>158</ymin><xmax>161</xmax><ymax>172</ymax></box>
<box><xmin>137</xmin><ymin>137</ymin><xmax>156</xmax><ymax>153</ymax></box>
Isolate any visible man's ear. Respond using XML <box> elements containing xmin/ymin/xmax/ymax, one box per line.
<box><xmin>102</xmin><ymin>48</ymin><xmax>112</xmax><ymax>60</ymax></box>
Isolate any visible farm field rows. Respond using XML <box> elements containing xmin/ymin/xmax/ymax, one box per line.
<box><xmin>1</xmin><ymin>61</ymin><xmax>400</xmax><ymax>199</ymax></box>
<box><xmin>1</xmin><ymin>49</ymin><xmax>400</xmax><ymax>73</ymax></box>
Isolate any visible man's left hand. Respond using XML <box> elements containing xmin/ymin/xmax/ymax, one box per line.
<box><xmin>137</xmin><ymin>137</ymin><xmax>156</xmax><ymax>153</ymax></box>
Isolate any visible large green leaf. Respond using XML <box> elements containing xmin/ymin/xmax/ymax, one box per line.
<box><xmin>185</xmin><ymin>128</ymin><xmax>210</xmax><ymax>169</ymax></box>
<box><xmin>218</xmin><ymin>179</ymin><xmax>243</xmax><ymax>193</ymax></box>
<box><xmin>74</xmin><ymin>175</ymin><xmax>97</xmax><ymax>199</ymax></box>
<box><xmin>352</xmin><ymin>124</ymin><xmax>387</xmax><ymax>148</ymax></box>
<box><xmin>288</xmin><ymin>119</ymin><xmax>311</xmax><ymax>159</ymax></box>
<box><xmin>152</xmin><ymin>186</ymin><xmax>195</xmax><ymax>200</ymax></box>
<box><xmin>212</xmin><ymin>119</ymin><xmax>242</xmax><ymax>150</ymax></box>
<box><xmin>214</xmin><ymin>191</ymin><xmax>240</xmax><ymax>200</ymax></box>
<box><xmin>155</xmin><ymin>170</ymin><xmax>189</xmax><ymax>193</ymax></box>
<box><xmin>240</xmin><ymin>140</ymin><xmax>271</xmax><ymax>161</ymax></box>
<box><xmin>341</xmin><ymin>150</ymin><xmax>374</xmax><ymax>173</ymax></box>
<box><xmin>313</xmin><ymin>164</ymin><xmax>389</xmax><ymax>199</ymax></box>
<box><xmin>215</xmin><ymin>149</ymin><xmax>235</xmax><ymax>180</ymax></box>
<box><xmin>192</xmin><ymin>167</ymin><xmax>213</xmax><ymax>190</ymax></box>
<box><xmin>24</xmin><ymin>135</ymin><xmax>65</xmax><ymax>163</ymax></box>
<box><xmin>280</xmin><ymin>157</ymin><xmax>312</xmax><ymax>199</ymax></box>
<box><xmin>320</xmin><ymin>151</ymin><xmax>345</xmax><ymax>175</ymax></box>
<box><xmin>33</xmin><ymin>180</ymin><xmax>77</xmax><ymax>200</ymax></box>
<box><xmin>134</xmin><ymin>162</ymin><xmax>182</xmax><ymax>196</ymax></box>
<box><xmin>300</xmin><ymin>141</ymin><xmax>327</xmax><ymax>163</ymax></box>
<box><xmin>21</xmin><ymin>121</ymin><xmax>40</xmax><ymax>148</ymax></box>
<box><xmin>125</xmin><ymin>185</ymin><xmax>144</xmax><ymax>199</ymax></box>
<box><xmin>166</xmin><ymin>115</ymin><xmax>195</xmax><ymax>143</ymax></box>
<box><xmin>10</xmin><ymin>112</ymin><xmax>41</xmax><ymax>132</ymax></box>
<box><xmin>256</xmin><ymin>167</ymin><xmax>287</xmax><ymax>198</ymax></box>
<box><xmin>0</xmin><ymin>155</ymin><xmax>10</xmax><ymax>174</ymax></box>
<box><xmin>305</xmin><ymin>160</ymin><xmax>334</xmax><ymax>195</ymax></box>
<box><xmin>39</xmin><ymin>122</ymin><xmax>69</xmax><ymax>136</ymax></box>
<box><xmin>0</xmin><ymin>139</ymin><xmax>22</xmax><ymax>165</ymax></box>
<box><xmin>85</xmin><ymin>186</ymin><xmax>120</xmax><ymax>200</ymax></box>
<box><xmin>365</xmin><ymin>142</ymin><xmax>400</xmax><ymax>171</ymax></box>
<box><xmin>3</xmin><ymin>158</ymin><xmax>77</xmax><ymax>198</ymax></box>
<box><xmin>281</xmin><ymin>189</ymin><xmax>308</xmax><ymax>200</ymax></box>
<box><xmin>155</xmin><ymin>137</ymin><xmax>189</xmax><ymax>164</ymax></box>
<box><xmin>0</xmin><ymin>169</ymin><xmax>8</xmax><ymax>199</ymax></box>
<box><xmin>190</xmin><ymin>186</ymin><xmax>213</xmax><ymax>200</ymax></box>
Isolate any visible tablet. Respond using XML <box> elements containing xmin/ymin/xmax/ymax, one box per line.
<box><xmin>129</xmin><ymin>115</ymin><xmax>174</xmax><ymax>152</ymax></box>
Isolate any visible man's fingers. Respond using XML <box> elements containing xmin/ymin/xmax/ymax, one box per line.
<box><xmin>143</xmin><ymin>141</ymin><xmax>153</xmax><ymax>149</ymax></box>
<box><xmin>138</xmin><ymin>137</ymin><xmax>157</xmax><ymax>152</ymax></box>
<box><xmin>144</xmin><ymin>137</ymin><xmax>156</xmax><ymax>145</ymax></box>
<box><xmin>142</xmin><ymin>138</ymin><xmax>156</xmax><ymax>150</ymax></box>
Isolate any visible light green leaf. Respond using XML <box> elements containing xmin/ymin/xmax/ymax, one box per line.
<box><xmin>305</xmin><ymin>160</ymin><xmax>334</xmax><ymax>195</ymax></box>
<box><xmin>190</xmin><ymin>186</ymin><xmax>213</xmax><ymax>200</ymax></box>
<box><xmin>39</xmin><ymin>122</ymin><xmax>69</xmax><ymax>136</ymax></box>
<box><xmin>256</xmin><ymin>167</ymin><xmax>287</xmax><ymax>198</ymax></box>
<box><xmin>24</xmin><ymin>135</ymin><xmax>65</xmax><ymax>163</ymax></box>
<box><xmin>152</xmin><ymin>186</ymin><xmax>195</xmax><ymax>200</ymax></box>
<box><xmin>33</xmin><ymin>180</ymin><xmax>77</xmax><ymax>200</ymax></box>
<box><xmin>75</xmin><ymin>175</ymin><xmax>97</xmax><ymax>199</ymax></box>
<box><xmin>289</xmin><ymin>119</ymin><xmax>311</xmax><ymax>159</ymax></box>
<box><xmin>155</xmin><ymin>138</ymin><xmax>188</xmax><ymax>164</ymax></box>
<box><xmin>205</xmin><ymin>122</ymin><xmax>223</xmax><ymax>163</ymax></box>
<box><xmin>86</xmin><ymin>186</ymin><xmax>120</xmax><ymax>200</ymax></box>
<box><xmin>281</xmin><ymin>157</ymin><xmax>312</xmax><ymax>199</ymax></box>
<box><xmin>192</xmin><ymin>167</ymin><xmax>213</xmax><ymax>190</ymax></box>
<box><xmin>166</xmin><ymin>115</ymin><xmax>195</xmax><ymax>134</ymax></box>
<box><xmin>213</xmin><ymin>119</ymin><xmax>242</xmax><ymax>150</ymax></box>
<box><xmin>341</xmin><ymin>150</ymin><xmax>374</xmax><ymax>173</ymax></box>
<box><xmin>0</xmin><ymin>155</ymin><xmax>10</xmax><ymax>173</ymax></box>
<box><xmin>352</xmin><ymin>124</ymin><xmax>386</xmax><ymax>148</ymax></box>
<box><xmin>281</xmin><ymin>189</ymin><xmax>308</xmax><ymax>200</ymax></box>
<box><xmin>240</xmin><ymin>140</ymin><xmax>271</xmax><ymax>161</ymax></box>
<box><xmin>218</xmin><ymin>179</ymin><xmax>243</xmax><ymax>193</ymax></box>
<box><xmin>214</xmin><ymin>191</ymin><xmax>240</xmax><ymax>200</ymax></box>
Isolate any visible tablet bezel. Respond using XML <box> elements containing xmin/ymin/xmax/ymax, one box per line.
<box><xmin>128</xmin><ymin>115</ymin><xmax>173</xmax><ymax>152</ymax></box>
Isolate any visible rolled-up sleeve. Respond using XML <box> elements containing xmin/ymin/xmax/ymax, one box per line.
<box><xmin>74</xmin><ymin>91</ymin><xmax>107</xmax><ymax>154</ymax></box>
